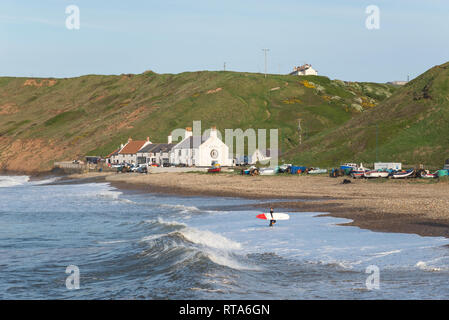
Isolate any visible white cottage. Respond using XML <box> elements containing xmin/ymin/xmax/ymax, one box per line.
<box><xmin>170</xmin><ymin>127</ymin><xmax>233</xmax><ymax>167</ymax></box>
<box><xmin>110</xmin><ymin>137</ymin><xmax>152</xmax><ymax>164</ymax></box>
<box><xmin>289</xmin><ymin>64</ymin><xmax>318</xmax><ymax>76</ymax></box>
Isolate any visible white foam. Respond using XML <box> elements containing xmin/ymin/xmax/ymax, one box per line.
<box><xmin>97</xmin><ymin>240</ymin><xmax>129</xmax><ymax>244</ymax></box>
<box><xmin>416</xmin><ymin>261</ymin><xmax>443</xmax><ymax>272</ymax></box>
<box><xmin>179</xmin><ymin>228</ymin><xmax>242</xmax><ymax>250</ymax></box>
<box><xmin>205</xmin><ymin>251</ymin><xmax>259</xmax><ymax>271</ymax></box>
<box><xmin>160</xmin><ymin>203</ymin><xmax>200</xmax><ymax>213</ymax></box>
<box><xmin>29</xmin><ymin>177</ymin><xmax>61</xmax><ymax>185</ymax></box>
<box><xmin>0</xmin><ymin>175</ymin><xmax>30</xmax><ymax>188</ymax></box>
<box><xmin>140</xmin><ymin>220</ymin><xmax>255</xmax><ymax>270</ymax></box>
<box><xmin>95</xmin><ymin>190</ymin><xmax>123</xmax><ymax>200</ymax></box>
<box><xmin>144</xmin><ymin>217</ymin><xmax>188</xmax><ymax>228</ymax></box>
<box><xmin>370</xmin><ymin>249</ymin><xmax>402</xmax><ymax>258</ymax></box>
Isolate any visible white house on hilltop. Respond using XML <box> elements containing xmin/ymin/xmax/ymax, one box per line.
<box><xmin>170</xmin><ymin>127</ymin><xmax>233</xmax><ymax>167</ymax></box>
<box><xmin>289</xmin><ymin>64</ymin><xmax>318</xmax><ymax>76</ymax></box>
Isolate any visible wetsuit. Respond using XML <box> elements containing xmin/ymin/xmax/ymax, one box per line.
<box><xmin>269</xmin><ymin>209</ymin><xmax>276</xmax><ymax>227</ymax></box>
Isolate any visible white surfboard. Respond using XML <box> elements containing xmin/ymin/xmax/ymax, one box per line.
<box><xmin>256</xmin><ymin>213</ymin><xmax>290</xmax><ymax>221</ymax></box>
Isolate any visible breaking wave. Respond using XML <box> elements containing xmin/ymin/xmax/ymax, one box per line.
<box><xmin>139</xmin><ymin>217</ymin><xmax>257</xmax><ymax>271</ymax></box>
<box><xmin>0</xmin><ymin>175</ymin><xmax>61</xmax><ymax>188</ymax></box>
<box><xmin>0</xmin><ymin>176</ymin><xmax>30</xmax><ymax>188</ymax></box>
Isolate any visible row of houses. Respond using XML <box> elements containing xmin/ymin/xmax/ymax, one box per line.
<box><xmin>106</xmin><ymin>126</ymin><xmax>271</xmax><ymax>167</ymax></box>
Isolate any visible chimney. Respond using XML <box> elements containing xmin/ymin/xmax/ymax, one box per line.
<box><xmin>128</xmin><ymin>137</ymin><xmax>133</xmax><ymax>143</ymax></box>
<box><xmin>185</xmin><ymin>127</ymin><xmax>193</xmax><ymax>139</ymax></box>
<box><xmin>210</xmin><ymin>126</ymin><xmax>217</xmax><ymax>138</ymax></box>
<box><xmin>147</xmin><ymin>136</ymin><xmax>150</xmax><ymax>142</ymax></box>
<box><xmin>168</xmin><ymin>135</ymin><xmax>173</xmax><ymax>143</ymax></box>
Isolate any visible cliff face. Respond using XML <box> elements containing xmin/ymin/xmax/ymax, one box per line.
<box><xmin>0</xmin><ymin>71</ymin><xmax>396</xmax><ymax>172</ymax></box>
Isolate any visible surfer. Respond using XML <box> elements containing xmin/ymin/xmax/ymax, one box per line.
<box><xmin>269</xmin><ymin>207</ymin><xmax>276</xmax><ymax>227</ymax></box>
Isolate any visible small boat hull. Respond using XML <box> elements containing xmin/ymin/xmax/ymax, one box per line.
<box><xmin>260</xmin><ymin>168</ymin><xmax>276</xmax><ymax>175</ymax></box>
<box><xmin>308</xmin><ymin>168</ymin><xmax>327</xmax><ymax>174</ymax></box>
<box><xmin>364</xmin><ymin>171</ymin><xmax>389</xmax><ymax>178</ymax></box>
<box><xmin>351</xmin><ymin>170</ymin><xmax>365</xmax><ymax>179</ymax></box>
<box><xmin>391</xmin><ymin>170</ymin><xmax>415</xmax><ymax>179</ymax></box>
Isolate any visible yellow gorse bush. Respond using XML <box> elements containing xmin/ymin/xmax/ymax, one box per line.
<box><xmin>282</xmin><ymin>97</ymin><xmax>302</xmax><ymax>104</ymax></box>
<box><xmin>299</xmin><ymin>80</ymin><xmax>316</xmax><ymax>89</ymax></box>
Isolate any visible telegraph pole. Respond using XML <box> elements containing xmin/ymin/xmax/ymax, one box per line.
<box><xmin>224</xmin><ymin>62</ymin><xmax>226</xmax><ymax>72</ymax></box>
<box><xmin>262</xmin><ymin>48</ymin><xmax>270</xmax><ymax>78</ymax></box>
<box><xmin>376</xmin><ymin>123</ymin><xmax>379</xmax><ymax>163</ymax></box>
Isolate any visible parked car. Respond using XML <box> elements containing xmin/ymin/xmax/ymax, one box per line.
<box><xmin>131</xmin><ymin>164</ymin><xmax>147</xmax><ymax>172</ymax></box>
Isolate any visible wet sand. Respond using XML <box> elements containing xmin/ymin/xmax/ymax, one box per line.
<box><xmin>65</xmin><ymin>171</ymin><xmax>449</xmax><ymax>238</ymax></box>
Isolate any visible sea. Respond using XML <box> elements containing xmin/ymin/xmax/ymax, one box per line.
<box><xmin>1</xmin><ymin>174</ymin><xmax>449</xmax><ymax>299</ymax></box>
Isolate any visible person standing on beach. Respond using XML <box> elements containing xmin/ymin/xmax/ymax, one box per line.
<box><xmin>269</xmin><ymin>207</ymin><xmax>276</xmax><ymax>227</ymax></box>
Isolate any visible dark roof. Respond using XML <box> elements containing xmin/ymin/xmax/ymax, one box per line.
<box><xmin>173</xmin><ymin>136</ymin><xmax>205</xmax><ymax>149</ymax></box>
<box><xmin>138</xmin><ymin>143</ymin><xmax>160</xmax><ymax>153</ymax></box>
<box><xmin>138</xmin><ymin>143</ymin><xmax>176</xmax><ymax>154</ymax></box>
<box><xmin>152</xmin><ymin>143</ymin><xmax>176</xmax><ymax>153</ymax></box>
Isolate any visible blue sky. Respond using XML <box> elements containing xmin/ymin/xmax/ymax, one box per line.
<box><xmin>1</xmin><ymin>0</ymin><xmax>448</xmax><ymax>82</ymax></box>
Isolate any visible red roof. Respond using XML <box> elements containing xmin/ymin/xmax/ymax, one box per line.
<box><xmin>106</xmin><ymin>148</ymin><xmax>120</xmax><ymax>158</ymax></box>
<box><xmin>119</xmin><ymin>140</ymin><xmax>147</xmax><ymax>155</ymax></box>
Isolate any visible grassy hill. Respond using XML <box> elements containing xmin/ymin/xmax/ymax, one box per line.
<box><xmin>287</xmin><ymin>62</ymin><xmax>449</xmax><ymax>168</ymax></box>
<box><xmin>0</xmin><ymin>70</ymin><xmax>396</xmax><ymax>172</ymax></box>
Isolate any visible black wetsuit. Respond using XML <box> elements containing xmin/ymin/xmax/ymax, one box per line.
<box><xmin>269</xmin><ymin>209</ymin><xmax>276</xmax><ymax>227</ymax></box>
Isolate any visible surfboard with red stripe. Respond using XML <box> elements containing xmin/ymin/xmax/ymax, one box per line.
<box><xmin>256</xmin><ymin>213</ymin><xmax>290</xmax><ymax>220</ymax></box>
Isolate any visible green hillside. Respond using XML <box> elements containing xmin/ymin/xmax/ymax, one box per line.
<box><xmin>288</xmin><ymin>62</ymin><xmax>449</xmax><ymax>167</ymax></box>
<box><xmin>0</xmin><ymin>70</ymin><xmax>395</xmax><ymax>172</ymax></box>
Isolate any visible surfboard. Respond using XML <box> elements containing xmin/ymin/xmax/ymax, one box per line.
<box><xmin>256</xmin><ymin>213</ymin><xmax>290</xmax><ymax>221</ymax></box>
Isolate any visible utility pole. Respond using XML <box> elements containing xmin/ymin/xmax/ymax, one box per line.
<box><xmin>376</xmin><ymin>124</ymin><xmax>379</xmax><ymax>163</ymax></box>
<box><xmin>298</xmin><ymin>119</ymin><xmax>302</xmax><ymax>145</ymax></box>
<box><xmin>224</xmin><ymin>62</ymin><xmax>226</xmax><ymax>72</ymax></box>
<box><xmin>262</xmin><ymin>48</ymin><xmax>270</xmax><ymax>78</ymax></box>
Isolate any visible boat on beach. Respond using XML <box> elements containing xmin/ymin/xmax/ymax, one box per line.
<box><xmin>340</xmin><ymin>163</ymin><xmax>357</xmax><ymax>170</ymax></box>
<box><xmin>207</xmin><ymin>161</ymin><xmax>221</xmax><ymax>173</ymax></box>
<box><xmin>363</xmin><ymin>170</ymin><xmax>389</xmax><ymax>178</ymax></box>
<box><xmin>390</xmin><ymin>169</ymin><xmax>415</xmax><ymax>179</ymax></box>
<box><xmin>259</xmin><ymin>167</ymin><xmax>276</xmax><ymax>175</ymax></box>
<box><xmin>207</xmin><ymin>167</ymin><xmax>221</xmax><ymax>173</ymax></box>
<box><xmin>350</xmin><ymin>163</ymin><xmax>369</xmax><ymax>179</ymax></box>
<box><xmin>417</xmin><ymin>169</ymin><xmax>437</xmax><ymax>179</ymax></box>
<box><xmin>307</xmin><ymin>168</ymin><xmax>327</xmax><ymax>174</ymax></box>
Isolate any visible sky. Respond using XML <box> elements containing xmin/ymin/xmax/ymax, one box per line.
<box><xmin>1</xmin><ymin>0</ymin><xmax>449</xmax><ymax>82</ymax></box>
